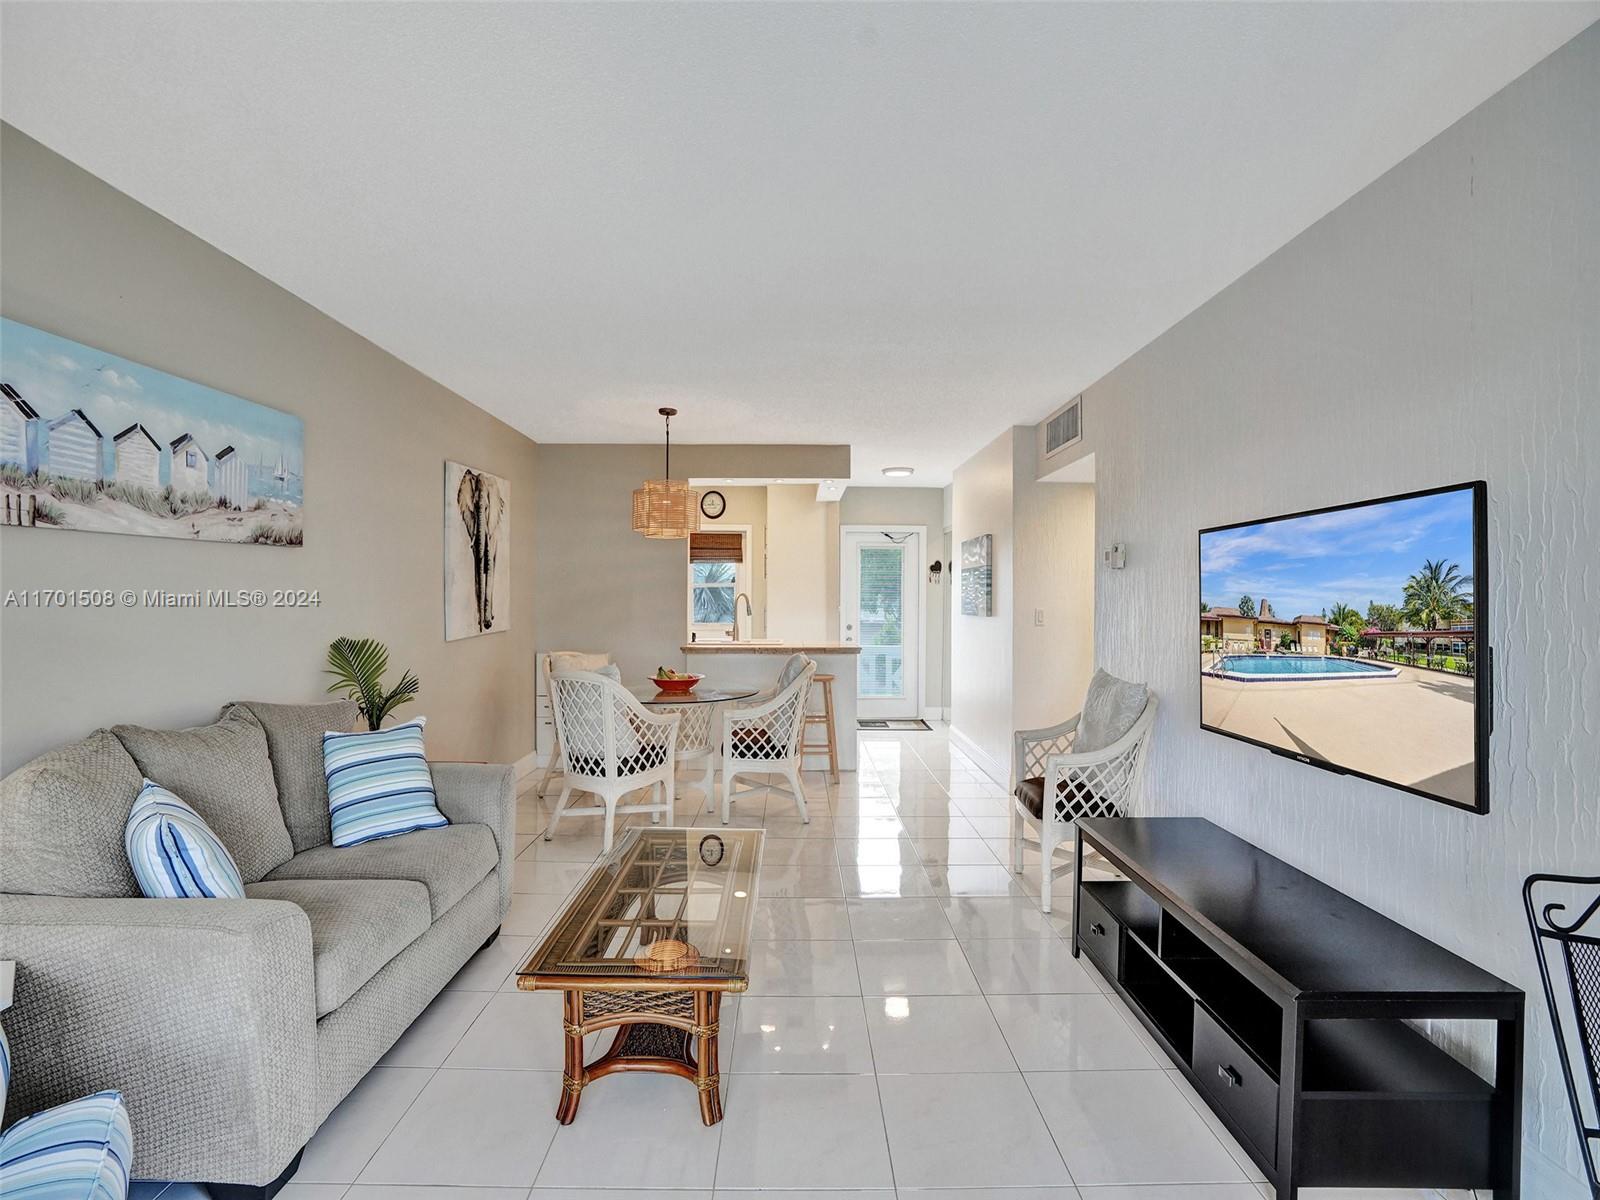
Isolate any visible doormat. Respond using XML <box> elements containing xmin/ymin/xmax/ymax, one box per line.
<box><xmin>858</xmin><ymin>719</ymin><xmax>932</xmax><ymax>731</ymax></box>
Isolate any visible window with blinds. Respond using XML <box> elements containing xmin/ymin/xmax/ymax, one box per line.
<box><xmin>689</xmin><ymin>531</ymin><xmax>744</xmax><ymax>563</ymax></box>
<box><xmin>689</xmin><ymin>529</ymin><xmax>747</xmax><ymax>629</ymax></box>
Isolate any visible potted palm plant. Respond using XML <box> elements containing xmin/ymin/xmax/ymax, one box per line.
<box><xmin>324</xmin><ymin>636</ymin><xmax>421</xmax><ymax>731</ymax></box>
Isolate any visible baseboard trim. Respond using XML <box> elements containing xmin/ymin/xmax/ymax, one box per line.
<box><xmin>512</xmin><ymin>750</ymin><xmax>541</xmax><ymax>779</ymax></box>
<box><xmin>949</xmin><ymin>725</ymin><xmax>1008</xmax><ymax>787</ymax></box>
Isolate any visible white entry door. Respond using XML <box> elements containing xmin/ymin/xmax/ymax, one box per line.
<box><xmin>840</xmin><ymin>528</ymin><xmax>921</xmax><ymax>721</ymax></box>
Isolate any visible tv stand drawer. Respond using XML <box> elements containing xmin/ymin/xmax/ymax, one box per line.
<box><xmin>1193</xmin><ymin>1006</ymin><xmax>1278</xmax><ymax>1166</ymax></box>
<box><xmin>1076</xmin><ymin>883</ymin><xmax>1121</xmax><ymax>979</ymax></box>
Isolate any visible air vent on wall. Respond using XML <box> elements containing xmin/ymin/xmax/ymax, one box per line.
<box><xmin>1044</xmin><ymin>395</ymin><xmax>1083</xmax><ymax>459</ymax></box>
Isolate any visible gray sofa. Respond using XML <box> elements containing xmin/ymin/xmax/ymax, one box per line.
<box><xmin>0</xmin><ymin>699</ymin><xmax>516</xmax><ymax>1197</ymax></box>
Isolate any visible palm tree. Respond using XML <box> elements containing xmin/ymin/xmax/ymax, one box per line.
<box><xmin>1403</xmin><ymin>558</ymin><xmax>1473</xmax><ymax>631</ymax></box>
<box><xmin>1327</xmin><ymin>603</ymin><xmax>1363</xmax><ymax>654</ymax></box>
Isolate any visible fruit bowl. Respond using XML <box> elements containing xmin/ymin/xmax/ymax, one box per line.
<box><xmin>652</xmin><ymin>673</ymin><xmax>703</xmax><ymax>694</ymax></box>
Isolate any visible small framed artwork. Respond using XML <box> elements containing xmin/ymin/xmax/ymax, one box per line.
<box><xmin>960</xmin><ymin>533</ymin><xmax>993</xmax><ymax>616</ymax></box>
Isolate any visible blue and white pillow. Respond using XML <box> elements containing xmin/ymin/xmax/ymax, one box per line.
<box><xmin>323</xmin><ymin>718</ymin><xmax>448</xmax><ymax>848</ymax></box>
<box><xmin>1</xmin><ymin>1018</ymin><xmax>10</xmax><ymax>1121</ymax></box>
<box><xmin>0</xmin><ymin>1089</ymin><xmax>132</xmax><ymax>1200</ymax></box>
<box><xmin>124</xmin><ymin>780</ymin><xmax>245</xmax><ymax>900</ymax></box>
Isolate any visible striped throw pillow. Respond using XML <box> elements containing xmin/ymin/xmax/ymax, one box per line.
<box><xmin>1</xmin><ymin>1018</ymin><xmax>10</xmax><ymax>1121</ymax></box>
<box><xmin>323</xmin><ymin>718</ymin><xmax>447</xmax><ymax>847</ymax></box>
<box><xmin>124</xmin><ymin>780</ymin><xmax>246</xmax><ymax>899</ymax></box>
<box><xmin>0</xmin><ymin>1089</ymin><xmax>132</xmax><ymax>1200</ymax></box>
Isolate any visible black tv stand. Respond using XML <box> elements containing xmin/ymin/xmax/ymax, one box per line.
<box><xmin>1073</xmin><ymin>817</ymin><xmax>1524</xmax><ymax>1199</ymax></box>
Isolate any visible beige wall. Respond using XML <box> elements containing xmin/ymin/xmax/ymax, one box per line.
<box><xmin>838</xmin><ymin>485</ymin><xmax>949</xmax><ymax>710</ymax></box>
<box><xmin>1012</xmin><ymin>432</ymin><xmax>1096</xmax><ymax>736</ymax></box>
<box><xmin>532</xmin><ymin>445</ymin><xmax>848</xmax><ymax>684</ymax></box>
<box><xmin>950</xmin><ymin>429</ymin><xmax>1016</xmax><ymax>775</ymax></box>
<box><xmin>949</xmin><ymin>427</ymin><xmax>1097</xmax><ymax>776</ymax></box>
<box><xmin>765</xmin><ymin>484</ymin><xmax>838</xmax><ymax>643</ymax></box>
<box><xmin>0</xmin><ymin>124</ymin><xmax>540</xmax><ymax>773</ymax></box>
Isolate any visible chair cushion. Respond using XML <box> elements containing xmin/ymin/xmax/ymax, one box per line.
<box><xmin>549</xmin><ymin>651</ymin><xmax>611</xmax><ymax>674</ymax></box>
<box><xmin>0</xmin><ymin>730</ymin><xmax>143</xmax><ymax>898</ymax></box>
<box><xmin>323</xmin><ymin>719</ymin><xmax>447</xmax><ymax>848</ymax></box>
<box><xmin>113</xmin><ymin>707</ymin><xmax>293</xmax><ymax>884</ymax></box>
<box><xmin>124</xmin><ymin>780</ymin><xmax>246</xmax><ymax>899</ymax></box>
<box><xmin>567</xmin><ymin>745</ymin><xmax>670</xmax><ymax>778</ymax></box>
<box><xmin>727</xmin><ymin>727</ymin><xmax>785</xmax><ymax>760</ymax></box>
<box><xmin>228</xmin><ymin>699</ymin><xmax>360</xmax><ymax>852</ymax></box>
<box><xmin>0</xmin><ymin>1089</ymin><xmax>132</xmax><ymax>1200</ymax></box>
<box><xmin>1014</xmin><ymin>776</ymin><xmax>1101</xmax><ymax>821</ymax></box>
<box><xmin>776</xmin><ymin>654</ymin><xmax>812</xmax><ymax>691</ymax></box>
<box><xmin>245</xmin><ymin>878</ymin><xmax>431</xmax><ymax>1016</ymax></box>
<box><xmin>1074</xmin><ymin>669</ymin><xmax>1149</xmax><ymax>753</ymax></box>
<box><xmin>264</xmin><ymin>823</ymin><xmax>497</xmax><ymax>920</ymax></box>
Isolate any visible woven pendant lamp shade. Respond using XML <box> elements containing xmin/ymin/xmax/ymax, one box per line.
<box><xmin>631</xmin><ymin>407</ymin><xmax>701</xmax><ymax>539</ymax></box>
<box><xmin>632</xmin><ymin>478</ymin><xmax>700</xmax><ymax>539</ymax></box>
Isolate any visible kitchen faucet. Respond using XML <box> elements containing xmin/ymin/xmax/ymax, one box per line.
<box><xmin>730</xmin><ymin>592</ymin><xmax>753</xmax><ymax>642</ymax></box>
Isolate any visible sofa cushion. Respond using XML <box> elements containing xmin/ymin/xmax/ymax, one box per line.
<box><xmin>323</xmin><ymin>719</ymin><xmax>447</xmax><ymax>848</ymax></box>
<box><xmin>245</xmin><ymin>878</ymin><xmax>431</xmax><ymax>1016</ymax></box>
<box><xmin>125</xmin><ymin>781</ymin><xmax>246</xmax><ymax>900</ymax></box>
<box><xmin>264</xmin><ymin>823</ymin><xmax>497</xmax><ymax>920</ymax></box>
<box><xmin>228</xmin><ymin>699</ymin><xmax>360</xmax><ymax>853</ymax></box>
<box><xmin>112</xmin><ymin>707</ymin><xmax>293</xmax><ymax>884</ymax></box>
<box><xmin>0</xmin><ymin>1089</ymin><xmax>132</xmax><ymax>1200</ymax></box>
<box><xmin>0</xmin><ymin>730</ymin><xmax>143</xmax><ymax>898</ymax></box>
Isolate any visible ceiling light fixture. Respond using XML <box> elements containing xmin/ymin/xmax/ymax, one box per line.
<box><xmin>881</xmin><ymin>466</ymin><xmax>915</xmax><ymax>478</ymax></box>
<box><xmin>631</xmin><ymin>407</ymin><xmax>701</xmax><ymax>539</ymax></box>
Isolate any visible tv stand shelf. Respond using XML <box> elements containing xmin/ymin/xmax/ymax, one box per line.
<box><xmin>1074</xmin><ymin>817</ymin><xmax>1524</xmax><ymax>1200</ymax></box>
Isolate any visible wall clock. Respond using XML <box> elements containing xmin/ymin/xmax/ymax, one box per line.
<box><xmin>699</xmin><ymin>490</ymin><xmax>726</xmax><ymax>519</ymax></box>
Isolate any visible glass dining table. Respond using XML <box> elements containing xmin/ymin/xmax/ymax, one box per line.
<box><xmin>628</xmin><ymin>682</ymin><xmax>760</xmax><ymax>804</ymax></box>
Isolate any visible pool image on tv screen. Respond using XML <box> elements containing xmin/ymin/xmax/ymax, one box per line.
<box><xmin>1199</xmin><ymin>483</ymin><xmax>1485</xmax><ymax>810</ymax></box>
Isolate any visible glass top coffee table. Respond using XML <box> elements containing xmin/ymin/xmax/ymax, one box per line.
<box><xmin>517</xmin><ymin>826</ymin><xmax>762</xmax><ymax>1126</ymax></box>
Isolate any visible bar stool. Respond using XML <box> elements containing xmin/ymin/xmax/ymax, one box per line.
<box><xmin>801</xmin><ymin>673</ymin><xmax>840</xmax><ymax>782</ymax></box>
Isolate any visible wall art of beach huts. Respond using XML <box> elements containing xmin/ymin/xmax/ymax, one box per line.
<box><xmin>0</xmin><ymin>319</ymin><xmax>303</xmax><ymax>545</ymax></box>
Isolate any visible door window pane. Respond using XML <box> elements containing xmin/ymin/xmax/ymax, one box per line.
<box><xmin>858</xmin><ymin>546</ymin><xmax>904</xmax><ymax>698</ymax></box>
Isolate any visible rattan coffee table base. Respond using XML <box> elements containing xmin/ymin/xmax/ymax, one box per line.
<box><xmin>555</xmin><ymin>987</ymin><xmax>725</xmax><ymax>1126</ymax></box>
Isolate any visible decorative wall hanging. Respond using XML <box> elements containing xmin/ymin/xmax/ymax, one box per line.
<box><xmin>445</xmin><ymin>460</ymin><xmax>511</xmax><ymax>640</ymax></box>
<box><xmin>0</xmin><ymin>318</ymin><xmax>304</xmax><ymax>544</ymax></box>
<box><xmin>960</xmin><ymin>534</ymin><xmax>993</xmax><ymax>616</ymax></box>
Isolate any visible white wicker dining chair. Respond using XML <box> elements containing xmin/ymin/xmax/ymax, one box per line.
<box><xmin>1010</xmin><ymin>693</ymin><xmax>1158</xmax><ymax>913</ymax></box>
<box><xmin>535</xmin><ymin>650</ymin><xmax>615</xmax><ymax>799</ymax></box>
<box><xmin>720</xmin><ymin>656</ymin><xmax>817</xmax><ymax>825</ymax></box>
<box><xmin>546</xmin><ymin>669</ymin><xmax>679</xmax><ymax>853</ymax></box>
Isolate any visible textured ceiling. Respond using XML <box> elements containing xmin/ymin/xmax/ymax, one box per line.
<box><xmin>1</xmin><ymin>2</ymin><xmax>1594</xmax><ymax>483</ymax></box>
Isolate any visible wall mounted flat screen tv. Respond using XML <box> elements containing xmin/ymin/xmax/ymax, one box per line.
<box><xmin>1199</xmin><ymin>481</ymin><xmax>1490</xmax><ymax>813</ymax></box>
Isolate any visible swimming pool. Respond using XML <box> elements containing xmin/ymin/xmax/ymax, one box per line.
<box><xmin>1204</xmin><ymin>655</ymin><xmax>1400</xmax><ymax>682</ymax></box>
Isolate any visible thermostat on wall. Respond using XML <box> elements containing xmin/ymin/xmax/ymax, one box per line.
<box><xmin>1102</xmin><ymin>543</ymin><xmax>1126</xmax><ymax>569</ymax></box>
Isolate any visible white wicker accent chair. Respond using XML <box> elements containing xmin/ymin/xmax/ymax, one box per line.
<box><xmin>535</xmin><ymin>650</ymin><xmax>615</xmax><ymax>799</ymax></box>
<box><xmin>655</xmin><ymin>699</ymin><xmax>717</xmax><ymax>811</ymax></box>
<box><xmin>546</xmin><ymin>669</ymin><xmax>678</xmax><ymax>852</ymax></box>
<box><xmin>1010</xmin><ymin>691</ymin><xmax>1158</xmax><ymax>913</ymax></box>
<box><xmin>720</xmin><ymin>655</ymin><xmax>817</xmax><ymax>825</ymax></box>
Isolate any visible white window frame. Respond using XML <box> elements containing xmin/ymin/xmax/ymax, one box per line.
<box><xmin>687</xmin><ymin>524</ymin><xmax>752</xmax><ymax>638</ymax></box>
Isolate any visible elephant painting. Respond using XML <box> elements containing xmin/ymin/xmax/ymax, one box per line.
<box><xmin>444</xmin><ymin>462</ymin><xmax>510</xmax><ymax>640</ymax></box>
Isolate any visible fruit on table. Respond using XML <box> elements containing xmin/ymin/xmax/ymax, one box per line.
<box><xmin>655</xmin><ymin>667</ymin><xmax>692</xmax><ymax>680</ymax></box>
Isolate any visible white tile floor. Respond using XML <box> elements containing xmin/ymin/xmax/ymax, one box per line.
<box><xmin>133</xmin><ymin>726</ymin><xmax>1466</xmax><ymax>1200</ymax></box>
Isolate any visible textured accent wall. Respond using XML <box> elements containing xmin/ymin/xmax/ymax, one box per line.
<box><xmin>1076</xmin><ymin>27</ymin><xmax>1598</xmax><ymax>1191</ymax></box>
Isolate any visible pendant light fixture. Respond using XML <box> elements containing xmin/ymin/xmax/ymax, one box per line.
<box><xmin>631</xmin><ymin>407</ymin><xmax>701</xmax><ymax>539</ymax></box>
